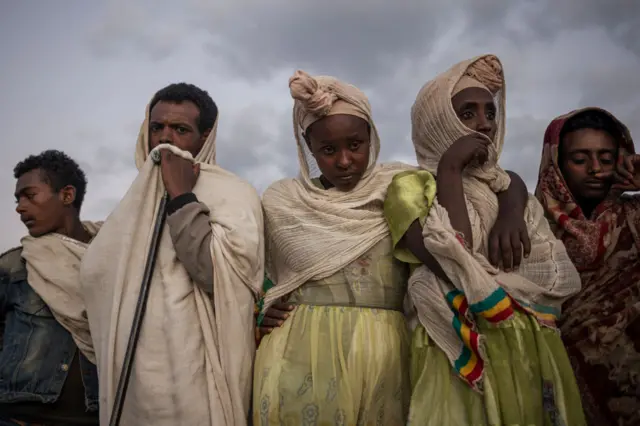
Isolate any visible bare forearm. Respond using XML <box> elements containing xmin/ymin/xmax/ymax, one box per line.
<box><xmin>401</xmin><ymin>220</ymin><xmax>452</xmax><ymax>284</ymax></box>
<box><xmin>436</xmin><ymin>165</ymin><xmax>473</xmax><ymax>247</ymax></box>
<box><xmin>498</xmin><ymin>170</ymin><xmax>528</xmax><ymax>215</ymax></box>
<box><xmin>166</xmin><ymin>194</ymin><xmax>214</xmax><ymax>292</ymax></box>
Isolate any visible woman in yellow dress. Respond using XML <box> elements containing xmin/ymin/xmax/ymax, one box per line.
<box><xmin>384</xmin><ymin>54</ymin><xmax>587</xmax><ymax>425</ymax></box>
<box><xmin>253</xmin><ymin>70</ymin><xmax>414</xmax><ymax>425</ymax></box>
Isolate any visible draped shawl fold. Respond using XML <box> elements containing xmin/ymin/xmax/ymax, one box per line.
<box><xmin>262</xmin><ymin>70</ymin><xmax>412</xmax><ymax>309</ymax></box>
<box><xmin>21</xmin><ymin>222</ymin><xmax>102</xmax><ymax>361</ymax></box>
<box><xmin>408</xmin><ymin>55</ymin><xmax>581</xmax><ymax>390</ymax></box>
<box><xmin>79</xmin><ymin>105</ymin><xmax>264</xmax><ymax>425</ymax></box>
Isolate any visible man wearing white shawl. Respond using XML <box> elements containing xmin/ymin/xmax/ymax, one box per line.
<box><xmin>1</xmin><ymin>150</ymin><xmax>100</xmax><ymax>425</ymax></box>
<box><xmin>79</xmin><ymin>83</ymin><xmax>264</xmax><ymax>425</ymax></box>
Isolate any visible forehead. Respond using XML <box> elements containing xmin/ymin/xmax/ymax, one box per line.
<box><xmin>562</xmin><ymin>128</ymin><xmax>617</xmax><ymax>152</ymax></box>
<box><xmin>451</xmin><ymin>87</ymin><xmax>495</xmax><ymax>108</ymax></box>
<box><xmin>149</xmin><ymin>101</ymin><xmax>200</xmax><ymax>125</ymax></box>
<box><xmin>15</xmin><ymin>169</ymin><xmax>49</xmax><ymax>192</ymax></box>
<box><xmin>308</xmin><ymin>114</ymin><xmax>368</xmax><ymax>139</ymax></box>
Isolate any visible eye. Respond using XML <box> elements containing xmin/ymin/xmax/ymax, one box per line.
<box><xmin>322</xmin><ymin>146</ymin><xmax>335</xmax><ymax>155</ymax></box>
<box><xmin>349</xmin><ymin>141</ymin><xmax>363</xmax><ymax>150</ymax></box>
<box><xmin>150</xmin><ymin>123</ymin><xmax>162</xmax><ymax>132</ymax></box>
<box><xmin>176</xmin><ymin>126</ymin><xmax>188</xmax><ymax>134</ymax></box>
<box><xmin>486</xmin><ymin>110</ymin><xmax>496</xmax><ymax>120</ymax></box>
<box><xmin>460</xmin><ymin>111</ymin><xmax>474</xmax><ymax>120</ymax></box>
<box><xmin>600</xmin><ymin>157</ymin><xmax>614</xmax><ymax>165</ymax></box>
<box><xmin>571</xmin><ymin>158</ymin><xmax>586</xmax><ymax>165</ymax></box>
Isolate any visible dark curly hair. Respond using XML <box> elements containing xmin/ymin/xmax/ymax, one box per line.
<box><xmin>149</xmin><ymin>83</ymin><xmax>218</xmax><ymax>134</ymax></box>
<box><xmin>560</xmin><ymin>110</ymin><xmax>622</xmax><ymax>145</ymax></box>
<box><xmin>13</xmin><ymin>150</ymin><xmax>87</xmax><ymax>211</ymax></box>
<box><xmin>559</xmin><ymin>110</ymin><xmax>622</xmax><ymax>167</ymax></box>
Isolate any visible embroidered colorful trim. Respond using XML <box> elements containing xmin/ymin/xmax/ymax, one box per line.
<box><xmin>469</xmin><ymin>287</ymin><xmax>515</xmax><ymax>323</ymax></box>
<box><xmin>447</xmin><ymin>290</ymin><xmax>484</xmax><ymax>388</ymax></box>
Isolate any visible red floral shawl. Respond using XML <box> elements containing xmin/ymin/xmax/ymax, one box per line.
<box><xmin>534</xmin><ymin>107</ymin><xmax>638</xmax><ymax>272</ymax></box>
<box><xmin>534</xmin><ymin>107</ymin><xmax>640</xmax><ymax>424</ymax></box>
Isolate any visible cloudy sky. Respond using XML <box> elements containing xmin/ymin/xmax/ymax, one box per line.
<box><xmin>1</xmin><ymin>0</ymin><xmax>639</xmax><ymax>251</ymax></box>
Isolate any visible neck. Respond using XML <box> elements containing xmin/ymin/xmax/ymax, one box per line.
<box><xmin>576</xmin><ymin>197</ymin><xmax>604</xmax><ymax>219</ymax></box>
<box><xmin>319</xmin><ymin>175</ymin><xmax>334</xmax><ymax>190</ymax></box>
<box><xmin>58</xmin><ymin>213</ymin><xmax>92</xmax><ymax>243</ymax></box>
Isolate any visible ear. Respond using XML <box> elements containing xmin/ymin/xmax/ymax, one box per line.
<box><xmin>59</xmin><ymin>185</ymin><xmax>77</xmax><ymax>208</ymax></box>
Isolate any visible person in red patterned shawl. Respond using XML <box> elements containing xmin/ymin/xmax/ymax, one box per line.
<box><xmin>534</xmin><ymin>107</ymin><xmax>640</xmax><ymax>426</ymax></box>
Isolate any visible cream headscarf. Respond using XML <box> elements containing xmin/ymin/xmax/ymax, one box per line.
<box><xmin>408</xmin><ymin>55</ymin><xmax>581</xmax><ymax>390</ymax></box>
<box><xmin>262</xmin><ymin>70</ymin><xmax>412</xmax><ymax>308</ymax></box>
<box><xmin>21</xmin><ymin>222</ymin><xmax>102</xmax><ymax>361</ymax></box>
<box><xmin>79</xmin><ymin>101</ymin><xmax>264</xmax><ymax>425</ymax></box>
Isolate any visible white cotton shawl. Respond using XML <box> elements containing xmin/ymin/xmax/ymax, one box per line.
<box><xmin>262</xmin><ymin>70</ymin><xmax>413</xmax><ymax>309</ymax></box>
<box><xmin>79</xmin><ymin>105</ymin><xmax>264</xmax><ymax>425</ymax></box>
<box><xmin>408</xmin><ymin>55</ymin><xmax>581</xmax><ymax>390</ymax></box>
<box><xmin>21</xmin><ymin>222</ymin><xmax>102</xmax><ymax>361</ymax></box>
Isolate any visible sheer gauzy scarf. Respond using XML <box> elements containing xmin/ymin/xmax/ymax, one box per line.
<box><xmin>262</xmin><ymin>70</ymin><xmax>413</xmax><ymax>309</ymax></box>
<box><xmin>79</xmin><ymin>104</ymin><xmax>264</xmax><ymax>425</ymax></box>
<box><xmin>408</xmin><ymin>55</ymin><xmax>581</xmax><ymax>391</ymax></box>
<box><xmin>21</xmin><ymin>222</ymin><xmax>102</xmax><ymax>360</ymax></box>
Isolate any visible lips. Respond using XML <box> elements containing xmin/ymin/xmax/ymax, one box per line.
<box><xmin>21</xmin><ymin>217</ymin><xmax>36</xmax><ymax>227</ymax></box>
<box><xmin>584</xmin><ymin>179</ymin><xmax>606</xmax><ymax>189</ymax></box>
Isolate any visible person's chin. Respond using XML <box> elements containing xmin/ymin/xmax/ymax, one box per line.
<box><xmin>582</xmin><ymin>187</ymin><xmax>610</xmax><ymax>200</ymax></box>
<box><xmin>335</xmin><ymin>180</ymin><xmax>361</xmax><ymax>192</ymax></box>
<box><xmin>26</xmin><ymin>227</ymin><xmax>46</xmax><ymax>238</ymax></box>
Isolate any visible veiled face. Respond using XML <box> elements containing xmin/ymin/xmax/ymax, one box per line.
<box><xmin>451</xmin><ymin>87</ymin><xmax>497</xmax><ymax>142</ymax></box>
<box><xmin>305</xmin><ymin>114</ymin><xmax>371</xmax><ymax>191</ymax></box>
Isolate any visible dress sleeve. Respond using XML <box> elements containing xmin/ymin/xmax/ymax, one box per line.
<box><xmin>383</xmin><ymin>170</ymin><xmax>437</xmax><ymax>264</ymax></box>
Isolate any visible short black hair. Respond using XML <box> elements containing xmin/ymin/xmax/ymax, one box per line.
<box><xmin>560</xmin><ymin>110</ymin><xmax>621</xmax><ymax>145</ymax></box>
<box><xmin>13</xmin><ymin>150</ymin><xmax>87</xmax><ymax>211</ymax></box>
<box><xmin>149</xmin><ymin>83</ymin><xmax>218</xmax><ymax>134</ymax></box>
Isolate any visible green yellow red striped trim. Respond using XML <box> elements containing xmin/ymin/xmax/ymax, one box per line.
<box><xmin>469</xmin><ymin>287</ymin><xmax>515</xmax><ymax>323</ymax></box>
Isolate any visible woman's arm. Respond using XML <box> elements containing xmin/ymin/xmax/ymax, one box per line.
<box><xmin>436</xmin><ymin>163</ymin><xmax>473</xmax><ymax>247</ymax></box>
<box><xmin>488</xmin><ymin>170</ymin><xmax>531</xmax><ymax>271</ymax></box>
<box><xmin>399</xmin><ymin>220</ymin><xmax>452</xmax><ymax>284</ymax></box>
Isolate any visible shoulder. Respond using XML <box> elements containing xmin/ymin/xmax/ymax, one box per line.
<box><xmin>199</xmin><ymin>164</ymin><xmax>262</xmax><ymax>205</ymax></box>
<box><xmin>263</xmin><ymin>178</ymin><xmax>301</xmax><ymax>202</ymax></box>
<box><xmin>378</xmin><ymin>161</ymin><xmax>417</xmax><ymax>173</ymax></box>
<box><xmin>0</xmin><ymin>246</ymin><xmax>25</xmax><ymax>278</ymax></box>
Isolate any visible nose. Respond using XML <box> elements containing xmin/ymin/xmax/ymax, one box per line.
<box><xmin>589</xmin><ymin>156</ymin><xmax>602</xmax><ymax>174</ymax></box>
<box><xmin>477</xmin><ymin>114</ymin><xmax>492</xmax><ymax>134</ymax></box>
<box><xmin>336</xmin><ymin>149</ymin><xmax>353</xmax><ymax>170</ymax></box>
<box><xmin>15</xmin><ymin>199</ymin><xmax>26</xmax><ymax>214</ymax></box>
<box><xmin>158</xmin><ymin>126</ymin><xmax>173</xmax><ymax>145</ymax></box>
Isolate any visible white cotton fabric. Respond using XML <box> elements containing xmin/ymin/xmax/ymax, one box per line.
<box><xmin>79</xmin><ymin>105</ymin><xmax>264</xmax><ymax>425</ymax></box>
<box><xmin>262</xmin><ymin>70</ymin><xmax>413</xmax><ymax>309</ymax></box>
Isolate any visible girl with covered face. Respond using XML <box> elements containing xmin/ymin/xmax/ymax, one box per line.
<box><xmin>386</xmin><ymin>55</ymin><xmax>586</xmax><ymax>425</ymax></box>
<box><xmin>535</xmin><ymin>108</ymin><xmax>640</xmax><ymax>426</ymax></box>
<box><xmin>254</xmin><ymin>71</ymin><xmax>414</xmax><ymax>424</ymax></box>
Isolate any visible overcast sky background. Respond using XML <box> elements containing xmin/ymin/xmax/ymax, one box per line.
<box><xmin>1</xmin><ymin>0</ymin><xmax>639</xmax><ymax>251</ymax></box>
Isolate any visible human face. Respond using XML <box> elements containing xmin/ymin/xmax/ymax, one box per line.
<box><xmin>560</xmin><ymin>128</ymin><xmax>617</xmax><ymax>203</ymax></box>
<box><xmin>305</xmin><ymin>114</ymin><xmax>370</xmax><ymax>192</ymax></box>
<box><xmin>15</xmin><ymin>169</ymin><xmax>73</xmax><ymax>237</ymax></box>
<box><xmin>149</xmin><ymin>101</ymin><xmax>209</xmax><ymax>158</ymax></box>
<box><xmin>451</xmin><ymin>87</ymin><xmax>497</xmax><ymax>141</ymax></box>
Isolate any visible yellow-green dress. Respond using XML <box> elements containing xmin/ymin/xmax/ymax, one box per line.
<box><xmin>253</xmin><ymin>236</ymin><xmax>411</xmax><ymax>425</ymax></box>
<box><xmin>384</xmin><ymin>170</ymin><xmax>586</xmax><ymax>426</ymax></box>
